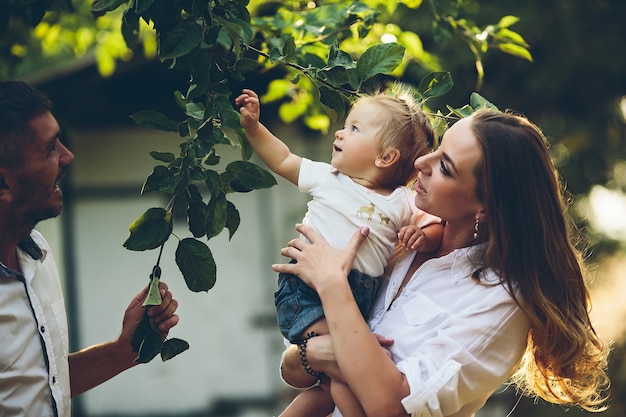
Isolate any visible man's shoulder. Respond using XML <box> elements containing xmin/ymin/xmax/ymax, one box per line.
<box><xmin>17</xmin><ymin>230</ymin><xmax>47</xmax><ymax>260</ymax></box>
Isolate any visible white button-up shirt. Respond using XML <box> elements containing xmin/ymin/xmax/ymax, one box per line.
<box><xmin>0</xmin><ymin>230</ymin><xmax>70</xmax><ymax>417</ymax></box>
<box><xmin>332</xmin><ymin>244</ymin><xmax>530</xmax><ymax>417</ymax></box>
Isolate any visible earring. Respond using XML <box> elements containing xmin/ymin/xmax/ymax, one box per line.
<box><xmin>473</xmin><ymin>216</ymin><xmax>480</xmax><ymax>240</ymax></box>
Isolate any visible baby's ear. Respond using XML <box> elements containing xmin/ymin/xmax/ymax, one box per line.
<box><xmin>375</xmin><ymin>148</ymin><xmax>400</xmax><ymax>168</ymax></box>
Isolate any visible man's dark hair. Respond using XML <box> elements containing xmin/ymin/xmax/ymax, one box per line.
<box><xmin>0</xmin><ymin>80</ymin><xmax>53</xmax><ymax>167</ymax></box>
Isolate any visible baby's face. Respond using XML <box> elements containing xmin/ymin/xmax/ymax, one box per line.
<box><xmin>331</xmin><ymin>101</ymin><xmax>383</xmax><ymax>183</ymax></box>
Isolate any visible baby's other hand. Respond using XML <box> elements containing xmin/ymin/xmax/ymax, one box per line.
<box><xmin>398</xmin><ymin>225</ymin><xmax>426</xmax><ymax>251</ymax></box>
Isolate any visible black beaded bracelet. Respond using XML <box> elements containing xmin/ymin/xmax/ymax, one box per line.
<box><xmin>298</xmin><ymin>331</ymin><xmax>320</xmax><ymax>378</ymax></box>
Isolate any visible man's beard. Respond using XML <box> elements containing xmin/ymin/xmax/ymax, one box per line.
<box><xmin>13</xmin><ymin>176</ymin><xmax>63</xmax><ymax>227</ymax></box>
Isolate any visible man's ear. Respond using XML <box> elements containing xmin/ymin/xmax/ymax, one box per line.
<box><xmin>375</xmin><ymin>148</ymin><xmax>400</xmax><ymax>168</ymax></box>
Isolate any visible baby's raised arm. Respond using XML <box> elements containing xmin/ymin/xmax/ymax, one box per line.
<box><xmin>236</xmin><ymin>89</ymin><xmax>302</xmax><ymax>185</ymax></box>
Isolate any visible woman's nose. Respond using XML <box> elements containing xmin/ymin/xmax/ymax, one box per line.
<box><xmin>414</xmin><ymin>153</ymin><xmax>431</xmax><ymax>172</ymax></box>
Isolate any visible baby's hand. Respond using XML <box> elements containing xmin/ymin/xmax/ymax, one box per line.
<box><xmin>235</xmin><ymin>89</ymin><xmax>260</xmax><ymax>132</ymax></box>
<box><xmin>398</xmin><ymin>225</ymin><xmax>426</xmax><ymax>251</ymax></box>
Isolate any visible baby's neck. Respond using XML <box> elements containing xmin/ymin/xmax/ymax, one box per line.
<box><xmin>350</xmin><ymin>176</ymin><xmax>395</xmax><ymax>196</ymax></box>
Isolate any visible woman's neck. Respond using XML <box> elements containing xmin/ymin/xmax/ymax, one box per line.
<box><xmin>435</xmin><ymin>223</ymin><xmax>483</xmax><ymax>257</ymax></box>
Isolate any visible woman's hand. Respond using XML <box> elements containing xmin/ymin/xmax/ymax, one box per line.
<box><xmin>272</xmin><ymin>223</ymin><xmax>369</xmax><ymax>292</ymax></box>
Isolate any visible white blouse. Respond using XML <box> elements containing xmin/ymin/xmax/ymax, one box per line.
<box><xmin>334</xmin><ymin>244</ymin><xmax>530</xmax><ymax>417</ymax></box>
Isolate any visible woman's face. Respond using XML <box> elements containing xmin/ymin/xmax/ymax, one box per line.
<box><xmin>412</xmin><ymin>116</ymin><xmax>483</xmax><ymax>224</ymax></box>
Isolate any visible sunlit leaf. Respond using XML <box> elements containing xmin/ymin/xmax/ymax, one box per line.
<box><xmin>417</xmin><ymin>71</ymin><xmax>453</xmax><ymax>100</ymax></box>
<box><xmin>356</xmin><ymin>42</ymin><xmax>405</xmax><ymax>81</ymax></box>
<box><xmin>497</xmin><ymin>15</ymin><xmax>520</xmax><ymax>29</ymax></box>
<box><xmin>498</xmin><ymin>43</ymin><xmax>533</xmax><ymax>62</ymax></box>
<box><xmin>469</xmin><ymin>92</ymin><xmax>499</xmax><ymax>111</ymax></box>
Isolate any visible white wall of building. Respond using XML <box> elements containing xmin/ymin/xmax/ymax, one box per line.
<box><xmin>42</xmin><ymin>123</ymin><xmax>332</xmax><ymax>415</ymax></box>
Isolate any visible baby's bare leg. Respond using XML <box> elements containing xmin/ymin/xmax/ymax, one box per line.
<box><xmin>279</xmin><ymin>386</ymin><xmax>335</xmax><ymax>417</ymax></box>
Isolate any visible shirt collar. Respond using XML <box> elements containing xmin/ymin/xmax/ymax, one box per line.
<box><xmin>0</xmin><ymin>235</ymin><xmax>44</xmax><ymax>278</ymax></box>
<box><xmin>449</xmin><ymin>242</ymin><xmax>489</xmax><ymax>283</ymax></box>
<box><xmin>18</xmin><ymin>235</ymin><xmax>44</xmax><ymax>261</ymax></box>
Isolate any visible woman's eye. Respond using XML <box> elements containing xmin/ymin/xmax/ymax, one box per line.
<box><xmin>439</xmin><ymin>159</ymin><xmax>450</xmax><ymax>176</ymax></box>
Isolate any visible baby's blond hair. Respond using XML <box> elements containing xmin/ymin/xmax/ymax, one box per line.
<box><xmin>352</xmin><ymin>86</ymin><xmax>434</xmax><ymax>187</ymax></box>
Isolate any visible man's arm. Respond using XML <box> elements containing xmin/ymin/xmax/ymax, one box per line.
<box><xmin>69</xmin><ymin>282</ymin><xmax>179</xmax><ymax>397</ymax></box>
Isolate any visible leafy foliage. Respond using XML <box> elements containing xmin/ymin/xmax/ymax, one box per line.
<box><xmin>0</xmin><ymin>0</ymin><xmax>531</xmax><ymax>361</ymax></box>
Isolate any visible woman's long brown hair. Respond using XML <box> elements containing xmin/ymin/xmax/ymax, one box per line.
<box><xmin>470</xmin><ymin>109</ymin><xmax>610</xmax><ymax>411</ymax></box>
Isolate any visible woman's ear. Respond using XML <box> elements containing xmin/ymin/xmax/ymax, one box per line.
<box><xmin>375</xmin><ymin>148</ymin><xmax>400</xmax><ymax>168</ymax></box>
<box><xmin>475</xmin><ymin>208</ymin><xmax>487</xmax><ymax>224</ymax></box>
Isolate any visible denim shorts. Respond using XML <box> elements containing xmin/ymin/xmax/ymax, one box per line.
<box><xmin>274</xmin><ymin>264</ymin><xmax>382</xmax><ymax>344</ymax></box>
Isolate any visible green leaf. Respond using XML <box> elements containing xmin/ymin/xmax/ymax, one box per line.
<box><xmin>417</xmin><ymin>71</ymin><xmax>453</xmax><ymax>100</ymax></box>
<box><xmin>205</xmin><ymin>193</ymin><xmax>227</xmax><ymax>239</ymax></box>
<box><xmin>121</xmin><ymin>9</ymin><xmax>140</xmax><ymax>49</ymax></box>
<box><xmin>175</xmin><ymin>238</ymin><xmax>216</xmax><ymax>292</ymax></box>
<box><xmin>498</xmin><ymin>43</ymin><xmax>533</xmax><ymax>62</ymax></box>
<box><xmin>235</xmin><ymin>58</ymin><xmax>259</xmax><ymax>73</ymax></box>
<box><xmin>161</xmin><ymin>338</ymin><xmax>190</xmax><ymax>361</ymax></box>
<box><xmin>123</xmin><ymin>208</ymin><xmax>173</xmax><ymax>251</ymax></box>
<box><xmin>356</xmin><ymin>42</ymin><xmax>405</xmax><ymax>81</ymax></box>
<box><xmin>202</xmin><ymin>150</ymin><xmax>221</xmax><ymax>167</ymax></box>
<box><xmin>149</xmin><ymin>151</ymin><xmax>176</xmax><ymax>163</ymax></box>
<box><xmin>225</xmin><ymin>201</ymin><xmax>240</xmax><ymax>240</ymax></box>
<box><xmin>160</xmin><ymin>20</ymin><xmax>203</xmax><ymax>60</ymax></box>
<box><xmin>185</xmin><ymin>102</ymin><xmax>205</xmax><ymax>120</ymax></box>
<box><xmin>136</xmin><ymin>329</ymin><xmax>163</xmax><ymax>363</ymax></box>
<box><xmin>204</xmin><ymin>169</ymin><xmax>224</xmax><ymax>195</ymax></box>
<box><xmin>497</xmin><ymin>15</ymin><xmax>520</xmax><ymax>29</ymax></box>
<box><xmin>328</xmin><ymin>43</ymin><xmax>355</xmax><ymax>68</ymax></box>
<box><xmin>92</xmin><ymin>0</ymin><xmax>128</xmax><ymax>12</ymax></box>
<box><xmin>224</xmin><ymin>161</ymin><xmax>277</xmax><ymax>193</ymax></box>
<box><xmin>431</xmin><ymin>112</ymin><xmax>448</xmax><ymax>146</ymax></box>
<box><xmin>319</xmin><ymin>86</ymin><xmax>346</xmax><ymax>123</ymax></box>
<box><xmin>130</xmin><ymin>110</ymin><xmax>178</xmax><ymax>132</ymax></box>
<box><xmin>141</xmin><ymin>165</ymin><xmax>179</xmax><ymax>194</ymax></box>
<box><xmin>496</xmin><ymin>28</ymin><xmax>528</xmax><ymax>47</ymax></box>
<box><xmin>134</xmin><ymin>0</ymin><xmax>155</xmax><ymax>14</ymax></box>
<box><xmin>447</xmin><ymin>104</ymin><xmax>474</xmax><ymax>118</ymax></box>
<box><xmin>131</xmin><ymin>314</ymin><xmax>153</xmax><ymax>352</ymax></box>
<box><xmin>142</xmin><ymin>266</ymin><xmax>163</xmax><ymax>307</ymax></box>
<box><xmin>186</xmin><ymin>200</ymin><xmax>207</xmax><ymax>238</ymax></box>
<box><xmin>469</xmin><ymin>92</ymin><xmax>499</xmax><ymax>112</ymax></box>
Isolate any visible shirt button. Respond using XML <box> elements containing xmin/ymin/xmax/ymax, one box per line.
<box><xmin>40</xmin><ymin>325</ymin><xmax>45</xmax><ymax>333</ymax></box>
<box><xmin>52</xmin><ymin>376</ymin><xmax>57</xmax><ymax>383</ymax></box>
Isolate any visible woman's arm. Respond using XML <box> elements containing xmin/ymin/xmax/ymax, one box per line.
<box><xmin>274</xmin><ymin>225</ymin><xmax>410</xmax><ymax>417</ymax></box>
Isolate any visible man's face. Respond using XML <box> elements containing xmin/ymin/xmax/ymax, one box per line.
<box><xmin>10</xmin><ymin>111</ymin><xmax>74</xmax><ymax>227</ymax></box>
